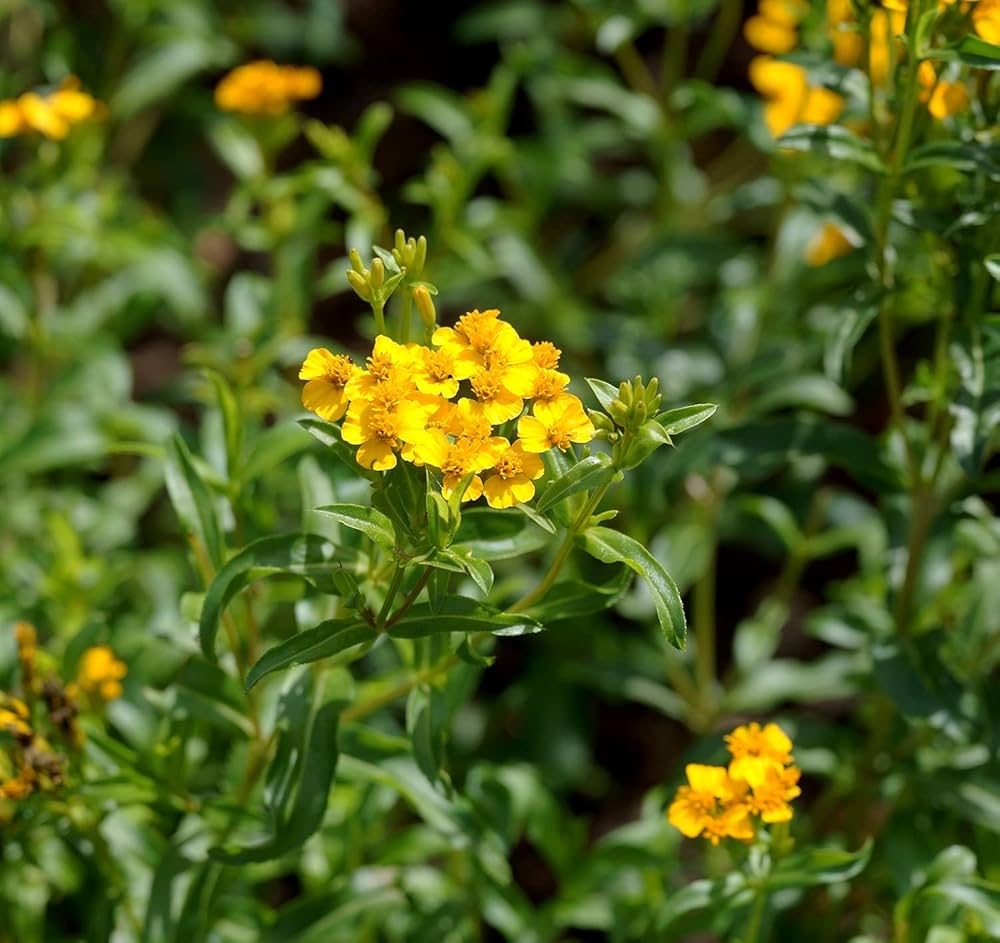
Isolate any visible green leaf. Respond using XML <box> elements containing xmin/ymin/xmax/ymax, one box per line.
<box><xmin>454</xmin><ymin>508</ymin><xmax>551</xmax><ymax>559</ymax></box>
<box><xmin>315</xmin><ymin>503</ymin><xmax>397</xmax><ymax>550</ymax></box>
<box><xmin>520</xmin><ymin>569</ymin><xmax>633</xmax><ymax>623</ymax></box>
<box><xmin>245</xmin><ymin>619</ymin><xmax>373</xmax><ymax>691</ymax></box>
<box><xmin>199</xmin><ymin>534</ymin><xmax>340</xmax><ymax>662</ymax></box>
<box><xmin>580</xmin><ymin>527</ymin><xmax>686</xmax><ymax>649</ymax></box>
<box><xmin>904</xmin><ymin>141</ymin><xmax>1000</xmax><ymax>178</ymax></box>
<box><xmin>210</xmin><ymin>691</ymin><xmax>341</xmax><ymax>863</ymax></box>
<box><xmin>776</xmin><ymin>125</ymin><xmax>885</xmax><ymax>173</ymax></box>
<box><xmin>164</xmin><ymin>434</ymin><xmax>226</xmax><ymax>570</ymax></box>
<box><xmin>585</xmin><ymin>377</ymin><xmax>620</xmax><ymax>411</ymax></box>
<box><xmin>923</xmin><ymin>879</ymin><xmax>1000</xmax><ymax>936</ymax></box>
<box><xmin>388</xmin><ymin>597</ymin><xmax>543</xmax><ymax>639</ymax></box>
<box><xmin>535</xmin><ymin>454</ymin><xmax>619</xmax><ymax>513</ymax></box>
<box><xmin>205</xmin><ymin>369</ymin><xmax>242</xmax><ymax>481</ymax></box>
<box><xmin>241</xmin><ymin>423</ymin><xmax>313</xmax><ymax>484</ymax></box>
<box><xmin>768</xmin><ymin>840</ymin><xmax>872</xmax><ymax>890</ymax></box>
<box><xmin>950</xmin><ymin>319</ymin><xmax>1000</xmax><ymax>474</ymax></box>
<box><xmin>753</xmin><ymin>374</ymin><xmax>853</xmax><ymax>417</ymax></box>
<box><xmin>922</xmin><ymin>35</ymin><xmax>1000</xmax><ymax>70</ymax></box>
<box><xmin>653</xmin><ymin>403</ymin><xmax>717</xmax><ymax>436</ymax></box>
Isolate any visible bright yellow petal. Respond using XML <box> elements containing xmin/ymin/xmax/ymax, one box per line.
<box><xmin>517</xmin><ymin>416</ymin><xmax>550</xmax><ymax>453</ymax></box>
<box><xmin>414</xmin><ymin>429</ymin><xmax>451</xmax><ymax>469</ymax></box>
<box><xmin>686</xmin><ymin>764</ymin><xmax>729</xmax><ymax>795</ymax></box>
<box><xmin>483</xmin><ymin>475</ymin><xmax>515</xmax><ymax>509</ymax></box>
<box><xmin>357</xmin><ymin>438</ymin><xmax>396</xmax><ymax>471</ymax></box>
<box><xmin>302</xmin><ymin>379</ymin><xmax>349</xmax><ymax>421</ymax></box>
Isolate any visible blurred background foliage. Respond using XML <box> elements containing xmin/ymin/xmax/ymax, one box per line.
<box><xmin>1</xmin><ymin>0</ymin><xmax>999</xmax><ymax>940</ymax></box>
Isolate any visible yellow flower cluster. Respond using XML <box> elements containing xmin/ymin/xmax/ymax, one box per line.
<box><xmin>0</xmin><ymin>77</ymin><xmax>100</xmax><ymax>140</ymax></box>
<box><xmin>745</xmin><ymin>1</ymin><xmax>843</xmax><ymax>137</ymax></box>
<box><xmin>215</xmin><ymin>61</ymin><xmax>322</xmax><ymax>115</ymax></box>
<box><xmin>300</xmin><ymin>310</ymin><xmax>596</xmax><ymax>509</ymax></box>
<box><xmin>0</xmin><ymin>693</ymin><xmax>63</xmax><ymax>804</ymax></box>
<box><xmin>74</xmin><ymin>645</ymin><xmax>127</xmax><ymax>702</ymax></box>
<box><xmin>668</xmin><ymin>722</ymin><xmax>801</xmax><ymax>844</ymax></box>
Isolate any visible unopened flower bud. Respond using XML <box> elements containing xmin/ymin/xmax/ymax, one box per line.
<box><xmin>370</xmin><ymin>257</ymin><xmax>385</xmax><ymax>290</ymax></box>
<box><xmin>349</xmin><ymin>248</ymin><xmax>366</xmax><ymax>274</ymax></box>
<box><xmin>346</xmin><ymin>269</ymin><xmax>371</xmax><ymax>300</ymax></box>
<box><xmin>413</xmin><ymin>285</ymin><xmax>436</xmax><ymax>327</ymax></box>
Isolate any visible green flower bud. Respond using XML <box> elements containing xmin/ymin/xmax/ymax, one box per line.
<box><xmin>370</xmin><ymin>257</ymin><xmax>385</xmax><ymax>290</ymax></box>
<box><xmin>349</xmin><ymin>248</ymin><xmax>366</xmax><ymax>274</ymax></box>
<box><xmin>413</xmin><ymin>284</ymin><xmax>436</xmax><ymax>328</ymax></box>
<box><xmin>346</xmin><ymin>269</ymin><xmax>371</xmax><ymax>300</ymax></box>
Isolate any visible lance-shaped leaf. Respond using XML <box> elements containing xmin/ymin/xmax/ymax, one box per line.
<box><xmin>767</xmin><ymin>839</ymin><xmax>872</xmax><ymax>890</ymax></box>
<box><xmin>581</xmin><ymin>526</ymin><xmax>686</xmax><ymax>649</ymax></box>
<box><xmin>199</xmin><ymin>534</ymin><xmax>340</xmax><ymax>661</ymax></box>
<box><xmin>453</xmin><ymin>508</ymin><xmax>550</xmax><ymax>560</ymax></box>
<box><xmin>388</xmin><ymin>597</ymin><xmax>543</xmax><ymax>639</ymax></box>
<box><xmin>535</xmin><ymin>453</ymin><xmax>620</xmax><ymax>513</ymax></box>
<box><xmin>315</xmin><ymin>503</ymin><xmax>397</xmax><ymax>550</ymax></box>
<box><xmin>520</xmin><ymin>568</ymin><xmax>633</xmax><ymax>623</ymax></box>
<box><xmin>165</xmin><ymin>434</ymin><xmax>226</xmax><ymax>570</ymax></box>
<box><xmin>245</xmin><ymin>619</ymin><xmax>374</xmax><ymax>691</ymax></box>
<box><xmin>585</xmin><ymin>377</ymin><xmax>620</xmax><ymax>411</ymax></box>
<box><xmin>210</xmin><ymin>689</ymin><xmax>342</xmax><ymax>864</ymax></box>
<box><xmin>653</xmin><ymin>403</ymin><xmax>717</xmax><ymax>437</ymax></box>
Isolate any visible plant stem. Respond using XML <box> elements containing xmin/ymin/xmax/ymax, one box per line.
<box><xmin>385</xmin><ymin>569</ymin><xmax>432</xmax><ymax>629</ymax></box>
<box><xmin>510</xmin><ymin>480</ymin><xmax>612</xmax><ymax>612</ymax></box>
<box><xmin>695</xmin><ymin>0</ymin><xmax>741</xmax><ymax>81</ymax></box>
<box><xmin>400</xmin><ymin>290</ymin><xmax>412</xmax><ymax>344</ymax></box>
<box><xmin>745</xmin><ymin>882</ymin><xmax>769</xmax><ymax>943</ymax></box>
<box><xmin>376</xmin><ymin>563</ymin><xmax>406</xmax><ymax>628</ymax></box>
<box><xmin>694</xmin><ymin>542</ymin><xmax>717</xmax><ymax>702</ymax></box>
<box><xmin>372</xmin><ymin>298</ymin><xmax>386</xmax><ymax>336</ymax></box>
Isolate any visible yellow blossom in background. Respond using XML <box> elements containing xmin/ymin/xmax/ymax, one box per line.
<box><xmin>918</xmin><ymin>62</ymin><xmax>970</xmax><ymax>118</ymax></box>
<box><xmin>826</xmin><ymin>0</ymin><xmax>864</xmax><ymax>65</ymax></box>
<box><xmin>805</xmin><ymin>222</ymin><xmax>855</xmax><ymax>266</ymax></box>
<box><xmin>0</xmin><ymin>767</ymin><xmax>35</xmax><ymax>801</ymax></box>
<box><xmin>299</xmin><ymin>349</ymin><xmax>360</xmax><ymax>421</ymax></box>
<box><xmin>518</xmin><ymin>397</ymin><xmax>596</xmax><ymax>453</ymax></box>
<box><xmin>667</xmin><ymin>764</ymin><xmax>754</xmax><ymax>845</ymax></box>
<box><xmin>749</xmin><ymin>57</ymin><xmax>843</xmax><ymax>137</ymax></box>
<box><xmin>668</xmin><ymin>722</ymin><xmax>802</xmax><ymax>843</ymax></box>
<box><xmin>0</xmin><ymin>77</ymin><xmax>100</xmax><ymax>140</ymax></box>
<box><xmin>482</xmin><ymin>440</ymin><xmax>545</xmax><ymax>509</ymax></box>
<box><xmin>76</xmin><ymin>646</ymin><xmax>127</xmax><ymax>702</ymax></box>
<box><xmin>746</xmin><ymin>763</ymin><xmax>802</xmax><ymax>823</ymax></box>
<box><xmin>744</xmin><ymin>0</ymin><xmax>809</xmax><ymax>54</ymax></box>
<box><xmin>974</xmin><ymin>0</ymin><xmax>1000</xmax><ymax>43</ymax></box>
<box><xmin>726</xmin><ymin>721</ymin><xmax>793</xmax><ymax>785</ymax></box>
<box><xmin>868</xmin><ymin>8</ymin><xmax>907</xmax><ymax>87</ymax></box>
<box><xmin>215</xmin><ymin>60</ymin><xmax>322</xmax><ymax>116</ymax></box>
<box><xmin>0</xmin><ymin>696</ymin><xmax>32</xmax><ymax>739</ymax></box>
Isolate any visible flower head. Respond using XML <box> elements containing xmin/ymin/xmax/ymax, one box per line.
<box><xmin>482</xmin><ymin>440</ymin><xmax>545</xmax><ymax>509</ymax></box>
<box><xmin>299</xmin><ymin>348</ymin><xmax>359</xmax><ymax>421</ymax></box>
<box><xmin>725</xmin><ymin>722</ymin><xmax>793</xmax><ymax>785</ymax></box>
<box><xmin>667</xmin><ymin>764</ymin><xmax>754</xmax><ymax>845</ymax></box>
<box><xmin>974</xmin><ymin>0</ymin><xmax>1000</xmax><ymax>44</ymax></box>
<box><xmin>805</xmin><ymin>222</ymin><xmax>854</xmax><ymax>267</ymax></box>
<box><xmin>76</xmin><ymin>646</ymin><xmax>127</xmax><ymax>702</ymax></box>
<box><xmin>215</xmin><ymin>61</ymin><xmax>321</xmax><ymax>115</ymax></box>
<box><xmin>746</xmin><ymin>763</ymin><xmax>802</xmax><ymax>823</ymax></box>
<box><xmin>518</xmin><ymin>397</ymin><xmax>596</xmax><ymax>452</ymax></box>
<box><xmin>749</xmin><ymin>57</ymin><xmax>843</xmax><ymax>138</ymax></box>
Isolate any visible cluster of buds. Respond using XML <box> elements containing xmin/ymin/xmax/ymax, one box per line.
<box><xmin>590</xmin><ymin>376</ymin><xmax>669</xmax><ymax>470</ymax></box>
<box><xmin>0</xmin><ymin>693</ymin><xmax>67</xmax><ymax>805</ymax></box>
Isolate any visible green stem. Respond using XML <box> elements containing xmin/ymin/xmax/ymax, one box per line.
<box><xmin>372</xmin><ymin>298</ymin><xmax>387</xmax><ymax>336</ymax></box>
<box><xmin>385</xmin><ymin>569</ymin><xmax>432</xmax><ymax>629</ymax></box>
<box><xmin>376</xmin><ymin>564</ymin><xmax>406</xmax><ymax>628</ymax></box>
<box><xmin>694</xmin><ymin>542</ymin><xmax>716</xmax><ymax>701</ymax></box>
<box><xmin>400</xmin><ymin>290</ymin><xmax>412</xmax><ymax>344</ymax></box>
<box><xmin>745</xmin><ymin>882</ymin><xmax>769</xmax><ymax>943</ymax></box>
<box><xmin>510</xmin><ymin>481</ymin><xmax>611</xmax><ymax>612</ymax></box>
<box><xmin>695</xmin><ymin>0</ymin><xmax>742</xmax><ymax>81</ymax></box>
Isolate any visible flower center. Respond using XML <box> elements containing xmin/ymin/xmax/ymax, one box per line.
<box><xmin>424</xmin><ymin>349</ymin><xmax>454</xmax><ymax>382</ymax></box>
<box><xmin>532</xmin><ymin>371</ymin><xmax>564</xmax><ymax>401</ymax></box>
<box><xmin>532</xmin><ymin>341</ymin><xmax>561</xmax><ymax>369</ymax></box>
<box><xmin>369</xmin><ymin>409</ymin><xmax>398</xmax><ymax>441</ymax></box>
<box><xmin>549</xmin><ymin>426</ymin><xmax>572</xmax><ymax>450</ymax></box>
<box><xmin>324</xmin><ymin>354</ymin><xmax>355</xmax><ymax>388</ymax></box>
<box><xmin>495</xmin><ymin>451</ymin><xmax>523</xmax><ymax>479</ymax></box>
<box><xmin>367</xmin><ymin>352</ymin><xmax>395</xmax><ymax>382</ymax></box>
<box><xmin>470</xmin><ymin>368</ymin><xmax>503</xmax><ymax>402</ymax></box>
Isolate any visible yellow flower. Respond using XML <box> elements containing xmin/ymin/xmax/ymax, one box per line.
<box><xmin>341</xmin><ymin>391</ymin><xmax>437</xmax><ymax>471</ymax></box>
<box><xmin>299</xmin><ymin>348</ymin><xmax>360</xmax><ymax>421</ymax></box>
<box><xmin>868</xmin><ymin>8</ymin><xmax>907</xmax><ymax>87</ymax></box>
<box><xmin>918</xmin><ymin>62</ymin><xmax>969</xmax><ymax>119</ymax></box>
<box><xmin>725</xmin><ymin>722</ymin><xmax>793</xmax><ymax>785</ymax></box>
<box><xmin>974</xmin><ymin>0</ymin><xmax>1000</xmax><ymax>44</ymax></box>
<box><xmin>744</xmin><ymin>0</ymin><xmax>809</xmax><ymax>54</ymax></box>
<box><xmin>413</xmin><ymin>430</ymin><xmax>504</xmax><ymax>501</ymax></box>
<box><xmin>749</xmin><ymin>57</ymin><xmax>843</xmax><ymax>137</ymax></box>
<box><xmin>0</xmin><ymin>767</ymin><xmax>35</xmax><ymax>801</ymax></box>
<box><xmin>531</xmin><ymin>341</ymin><xmax>562</xmax><ymax>370</ymax></box>
<box><xmin>525</xmin><ymin>367</ymin><xmax>576</xmax><ymax>410</ymax></box>
<box><xmin>215</xmin><ymin>60</ymin><xmax>322</xmax><ymax>115</ymax></box>
<box><xmin>805</xmin><ymin>222</ymin><xmax>854</xmax><ymax>266</ymax></box>
<box><xmin>746</xmin><ymin>763</ymin><xmax>802</xmax><ymax>823</ymax></box>
<box><xmin>432</xmin><ymin>309</ymin><xmax>533</xmax><ymax>384</ymax></box>
<box><xmin>345</xmin><ymin>335</ymin><xmax>417</xmax><ymax>401</ymax></box>
<box><xmin>413</xmin><ymin>346</ymin><xmax>467</xmax><ymax>398</ymax></box>
<box><xmin>667</xmin><ymin>764</ymin><xmax>755</xmax><ymax>845</ymax></box>
<box><xmin>518</xmin><ymin>396</ymin><xmax>596</xmax><ymax>452</ymax></box>
<box><xmin>0</xmin><ymin>100</ymin><xmax>25</xmax><ymax>137</ymax></box>
<box><xmin>77</xmin><ymin>645</ymin><xmax>127</xmax><ymax>702</ymax></box>
<box><xmin>48</xmin><ymin>77</ymin><xmax>100</xmax><ymax>124</ymax></box>
<box><xmin>18</xmin><ymin>91</ymin><xmax>70</xmax><ymax>139</ymax></box>
<box><xmin>0</xmin><ymin>696</ymin><xmax>32</xmax><ymax>739</ymax></box>
<box><xmin>826</xmin><ymin>0</ymin><xmax>864</xmax><ymax>66</ymax></box>
<box><xmin>482</xmin><ymin>440</ymin><xmax>545</xmax><ymax>509</ymax></box>
<box><xmin>465</xmin><ymin>366</ymin><xmax>525</xmax><ymax>424</ymax></box>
